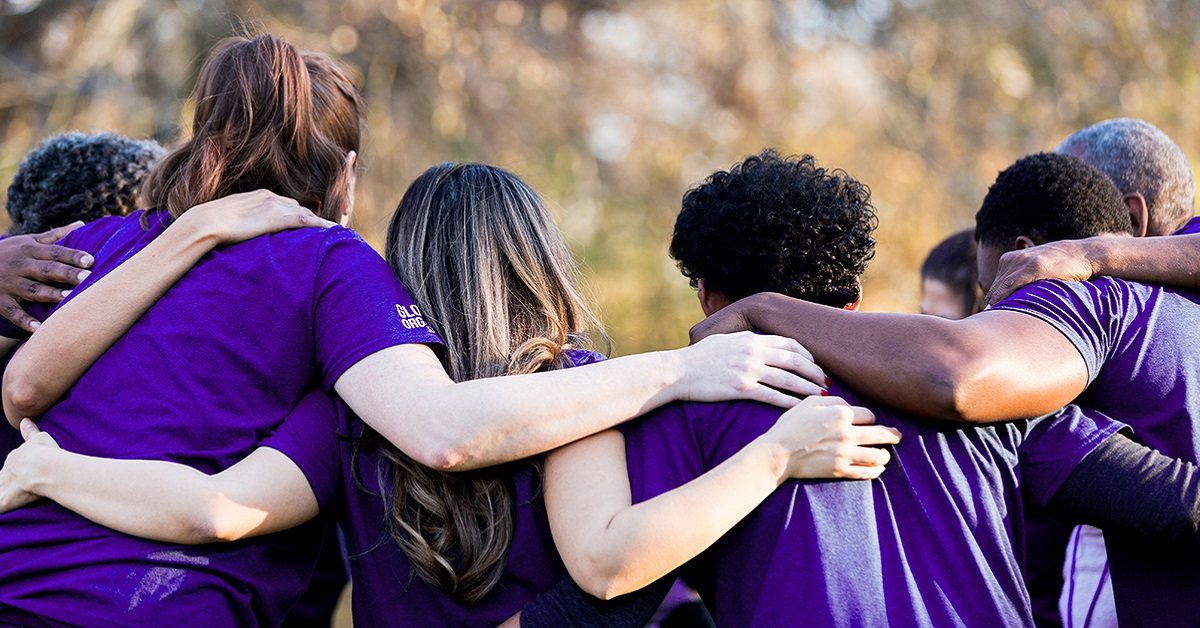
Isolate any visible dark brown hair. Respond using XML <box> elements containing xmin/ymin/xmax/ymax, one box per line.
<box><xmin>142</xmin><ymin>34</ymin><xmax>362</xmax><ymax>220</ymax></box>
<box><xmin>376</xmin><ymin>163</ymin><xmax>605</xmax><ymax>604</ymax></box>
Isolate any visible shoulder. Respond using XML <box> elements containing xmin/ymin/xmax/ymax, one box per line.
<box><xmin>61</xmin><ymin>210</ymin><xmax>155</xmax><ymax>252</ymax></box>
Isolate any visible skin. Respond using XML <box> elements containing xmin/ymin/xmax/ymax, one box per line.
<box><xmin>543</xmin><ymin>287</ymin><xmax>901</xmax><ymax>600</ymax></box>
<box><xmin>0</xmin><ymin>222</ymin><xmax>94</xmax><ymax>332</ymax></box>
<box><xmin>919</xmin><ymin>278</ymin><xmax>969</xmax><ymax>320</ymax></box>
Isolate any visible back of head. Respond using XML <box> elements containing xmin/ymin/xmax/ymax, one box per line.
<box><xmin>379</xmin><ymin>162</ymin><xmax>603</xmax><ymax>604</ymax></box>
<box><xmin>920</xmin><ymin>229</ymin><xmax>980</xmax><ymax>318</ymax></box>
<box><xmin>670</xmin><ymin>149</ymin><xmax>877</xmax><ymax>308</ymax></box>
<box><xmin>975</xmin><ymin>152</ymin><xmax>1132</xmax><ymax>247</ymax></box>
<box><xmin>1056</xmin><ymin>118</ymin><xmax>1195</xmax><ymax>235</ymax></box>
<box><xmin>142</xmin><ymin>34</ymin><xmax>363</xmax><ymax>221</ymax></box>
<box><xmin>6</xmin><ymin>131</ymin><xmax>165</xmax><ymax>235</ymax></box>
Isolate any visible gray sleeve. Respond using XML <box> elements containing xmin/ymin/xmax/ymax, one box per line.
<box><xmin>519</xmin><ymin>574</ymin><xmax>673</xmax><ymax>628</ymax></box>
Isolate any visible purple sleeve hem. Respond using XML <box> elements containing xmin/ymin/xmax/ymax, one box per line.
<box><xmin>320</xmin><ymin>335</ymin><xmax>444</xmax><ymax>391</ymax></box>
<box><xmin>1025</xmin><ymin>418</ymin><xmax>1129</xmax><ymax>507</ymax></box>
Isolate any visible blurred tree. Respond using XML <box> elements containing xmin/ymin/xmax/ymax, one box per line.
<box><xmin>1</xmin><ymin>0</ymin><xmax>1196</xmax><ymax>354</ymax></box>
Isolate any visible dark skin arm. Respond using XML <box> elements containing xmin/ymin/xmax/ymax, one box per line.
<box><xmin>983</xmin><ymin>233</ymin><xmax>1200</xmax><ymax>307</ymax></box>
<box><xmin>690</xmin><ymin>292</ymin><xmax>1089</xmax><ymax>423</ymax></box>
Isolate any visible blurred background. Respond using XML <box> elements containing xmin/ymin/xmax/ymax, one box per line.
<box><xmin>2</xmin><ymin>0</ymin><xmax>1198</xmax><ymax>354</ymax></box>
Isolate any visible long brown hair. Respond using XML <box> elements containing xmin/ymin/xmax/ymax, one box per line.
<box><xmin>378</xmin><ymin>163</ymin><xmax>605</xmax><ymax>603</ymax></box>
<box><xmin>142</xmin><ymin>34</ymin><xmax>362</xmax><ymax>221</ymax></box>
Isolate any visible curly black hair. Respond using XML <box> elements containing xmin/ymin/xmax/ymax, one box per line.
<box><xmin>670</xmin><ymin>150</ymin><xmax>878</xmax><ymax>308</ymax></box>
<box><xmin>6</xmin><ymin>132</ymin><xmax>165</xmax><ymax>236</ymax></box>
<box><xmin>975</xmin><ymin>152</ymin><xmax>1132</xmax><ymax>247</ymax></box>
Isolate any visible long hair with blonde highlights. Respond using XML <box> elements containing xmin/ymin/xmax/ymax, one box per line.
<box><xmin>142</xmin><ymin>34</ymin><xmax>362</xmax><ymax>221</ymax></box>
<box><xmin>377</xmin><ymin>162</ymin><xmax>605</xmax><ymax>603</ymax></box>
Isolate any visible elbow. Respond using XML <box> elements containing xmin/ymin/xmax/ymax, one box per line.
<box><xmin>565</xmin><ymin>549</ymin><xmax>636</xmax><ymax>601</ymax></box>
<box><xmin>573</xmin><ymin>570</ymin><xmax>627</xmax><ymax>601</ymax></box>
<box><xmin>3</xmin><ymin>369</ymin><xmax>52</xmax><ymax>425</ymax></box>
<box><xmin>406</xmin><ymin>437</ymin><xmax>471</xmax><ymax>472</ymax></box>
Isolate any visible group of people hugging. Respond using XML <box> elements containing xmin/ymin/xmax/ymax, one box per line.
<box><xmin>0</xmin><ymin>31</ymin><xmax>1198</xmax><ymax>628</ymax></box>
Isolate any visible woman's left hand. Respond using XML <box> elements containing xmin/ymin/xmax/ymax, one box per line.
<box><xmin>0</xmin><ymin>419</ymin><xmax>59</xmax><ymax>513</ymax></box>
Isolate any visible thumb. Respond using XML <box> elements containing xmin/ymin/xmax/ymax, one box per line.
<box><xmin>19</xmin><ymin>419</ymin><xmax>40</xmax><ymax>441</ymax></box>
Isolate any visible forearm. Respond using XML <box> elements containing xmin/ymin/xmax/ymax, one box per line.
<box><xmin>1048</xmin><ymin>433</ymin><xmax>1200</xmax><ymax>546</ymax></box>
<box><xmin>3</xmin><ymin>218</ymin><xmax>219</xmax><ymax>425</ymax></box>
<box><xmin>549</xmin><ymin>433</ymin><xmax>785</xmax><ymax>600</ymax></box>
<box><xmin>1087</xmin><ymin>234</ymin><xmax>1200</xmax><ymax>290</ymax></box>
<box><xmin>338</xmin><ymin>348</ymin><xmax>684</xmax><ymax>471</ymax></box>
<box><xmin>24</xmin><ymin>449</ymin><xmax>237</xmax><ymax>544</ymax></box>
<box><xmin>738</xmin><ymin>294</ymin><xmax>1082</xmax><ymax>422</ymax></box>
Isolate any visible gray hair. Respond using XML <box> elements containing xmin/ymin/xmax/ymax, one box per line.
<box><xmin>1055</xmin><ymin>118</ymin><xmax>1195</xmax><ymax>235</ymax></box>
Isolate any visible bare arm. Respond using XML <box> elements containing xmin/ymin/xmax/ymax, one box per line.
<box><xmin>334</xmin><ymin>331</ymin><xmax>826</xmax><ymax>472</ymax></box>
<box><xmin>983</xmin><ymin>234</ymin><xmax>1200</xmax><ymax>307</ymax></box>
<box><xmin>690</xmin><ymin>293</ymin><xmax>1089</xmax><ymax>423</ymax></box>
<box><xmin>0</xmin><ymin>420</ymin><xmax>317</xmax><ymax>543</ymax></box>
<box><xmin>544</xmin><ymin>396</ymin><xmax>900</xmax><ymax>599</ymax></box>
<box><xmin>2</xmin><ymin>190</ymin><xmax>333</xmax><ymax>427</ymax></box>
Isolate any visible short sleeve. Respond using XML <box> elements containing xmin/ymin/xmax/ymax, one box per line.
<box><xmin>258</xmin><ymin>389</ymin><xmax>343</xmax><ymax>511</ymax></box>
<box><xmin>1171</xmin><ymin>216</ymin><xmax>1200</xmax><ymax>235</ymax></box>
<box><xmin>618</xmin><ymin>403</ymin><xmax>706</xmax><ymax>504</ymax></box>
<box><xmin>1019</xmin><ymin>404</ymin><xmax>1129</xmax><ymax>507</ymax></box>
<box><xmin>990</xmin><ymin>278</ymin><xmax>1137</xmax><ymax>384</ymax></box>
<box><xmin>312</xmin><ymin>228</ymin><xmax>443</xmax><ymax>390</ymax></box>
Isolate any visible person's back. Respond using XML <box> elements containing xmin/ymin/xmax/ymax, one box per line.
<box><xmin>620</xmin><ymin>381</ymin><xmax>1118</xmax><ymax>627</ymax></box>
<box><xmin>0</xmin><ymin>211</ymin><xmax>434</xmax><ymax>626</ymax></box>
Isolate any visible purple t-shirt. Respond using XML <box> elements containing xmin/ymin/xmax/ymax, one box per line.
<box><xmin>334</xmin><ymin>349</ymin><xmax>606</xmax><ymax>628</ymax></box>
<box><xmin>0</xmin><ymin>210</ymin><xmax>442</xmax><ymax>627</ymax></box>
<box><xmin>619</xmin><ymin>383</ymin><xmax>1123</xmax><ymax>628</ymax></box>
<box><xmin>994</xmin><ymin>276</ymin><xmax>1200</xmax><ymax>626</ymax></box>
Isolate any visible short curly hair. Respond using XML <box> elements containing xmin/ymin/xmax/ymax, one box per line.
<box><xmin>6</xmin><ymin>131</ymin><xmax>165</xmax><ymax>236</ymax></box>
<box><xmin>670</xmin><ymin>150</ymin><xmax>878</xmax><ymax>308</ymax></box>
<box><xmin>975</xmin><ymin>152</ymin><xmax>1132</xmax><ymax>247</ymax></box>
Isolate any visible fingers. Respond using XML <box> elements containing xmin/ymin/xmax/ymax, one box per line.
<box><xmin>845</xmin><ymin>443</ymin><xmax>892</xmax><ymax>467</ymax></box>
<box><xmin>31</xmin><ymin>221</ymin><xmax>84</xmax><ymax>245</ymax></box>
<box><xmin>16</xmin><ymin>258</ymin><xmax>90</xmax><ymax>290</ymax></box>
<box><xmin>761</xmin><ymin>347</ymin><xmax>826</xmax><ymax>388</ymax></box>
<box><xmin>850</xmin><ymin>424</ymin><xmax>902</xmax><ymax>446</ymax></box>
<box><xmin>745</xmin><ymin>384</ymin><xmax>802</xmax><ymax>409</ymax></box>
<box><xmin>19</xmin><ymin>419</ymin><xmax>39</xmax><ymax>441</ymax></box>
<box><xmin>31</xmin><ymin>244</ymin><xmax>93</xmax><ymax>271</ymax></box>
<box><xmin>0</xmin><ymin>296</ymin><xmax>42</xmax><ymax>332</ymax></box>
<box><xmin>836</xmin><ymin>462</ymin><xmax>887</xmax><ymax>481</ymax></box>
<box><xmin>757</xmin><ymin>366</ymin><xmax>826</xmax><ymax>398</ymax></box>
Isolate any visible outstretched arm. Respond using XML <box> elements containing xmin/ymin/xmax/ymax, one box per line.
<box><xmin>0</xmin><ymin>420</ymin><xmax>317</xmax><ymax>543</ymax></box>
<box><xmin>3</xmin><ymin>190</ymin><xmax>334</xmax><ymax>426</ymax></box>
<box><xmin>691</xmin><ymin>293</ymin><xmax>1088</xmax><ymax>423</ymax></box>
<box><xmin>544</xmin><ymin>396</ymin><xmax>900</xmax><ymax>600</ymax></box>
<box><xmin>983</xmin><ymin>233</ymin><xmax>1200</xmax><ymax>307</ymax></box>
<box><xmin>334</xmin><ymin>331</ymin><xmax>828</xmax><ymax>472</ymax></box>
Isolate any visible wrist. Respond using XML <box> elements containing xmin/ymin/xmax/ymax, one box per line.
<box><xmin>18</xmin><ymin>446</ymin><xmax>62</xmax><ymax>497</ymax></box>
<box><xmin>657</xmin><ymin>349</ymin><xmax>688</xmax><ymax>403</ymax></box>
<box><xmin>171</xmin><ymin>207</ymin><xmax>224</xmax><ymax>250</ymax></box>
<box><xmin>1084</xmin><ymin>237</ymin><xmax>1117</xmax><ymax>278</ymax></box>
<box><xmin>749</xmin><ymin>433</ymin><xmax>791</xmax><ymax>488</ymax></box>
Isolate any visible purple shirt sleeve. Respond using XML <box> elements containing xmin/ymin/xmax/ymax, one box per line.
<box><xmin>257</xmin><ymin>389</ymin><xmax>342</xmax><ymax>511</ymax></box>
<box><xmin>1172</xmin><ymin>216</ymin><xmax>1200</xmax><ymax>235</ymax></box>
<box><xmin>991</xmin><ymin>278</ymin><xmax>1139</xmax><ymax>384</ymax></box>
<box><xmin>617</xmin><ymin>403</ymin><xmax>706</xmax><ymax>504</ymax></box>
<box><xmin>311</xmin><ymin>228</ymin><xmax>443</xmax><ymax>390</ymax></box>
<box><xmin>1019</xmin><ymin>405</ymin><xmax>1129</xmax><ymax>507</ymax></box>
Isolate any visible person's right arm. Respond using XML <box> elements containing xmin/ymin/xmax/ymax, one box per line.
<box><xmin>0</xmin><ymin>420</ymin><xmax>318</xmax><ymax>543</ymax></box>
<box><xmin>983</xmin><ymin>233</ymin><xmax>1200</xmax><ymax>307</ymax></box>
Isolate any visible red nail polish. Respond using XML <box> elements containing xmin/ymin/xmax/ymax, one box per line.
<box><xmin>825</xmin><ymin>376</ymin><xmax>832</xmax><ymax>387</ymax></box>
<box><xmin>820</xmin><ymin>389</ymin><xmax>829</xmax><ymax>397</ymax></box>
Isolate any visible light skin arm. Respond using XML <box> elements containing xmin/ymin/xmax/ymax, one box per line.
<box><xmin>2</xmin><ymin>190</ymin><xmax>335</xmax><ymax>427</ymax></box>
<box><xmin>334</xmin><ymin>330</ymin><xmax>824</xmax><ymax>472</ymax></box>
<box><xmin>983</xmin><ymin>233</ymin><xmax>1200</xmax><ymax>307</ymax></box>
<box><xmin>544</xmin><ymin>396</ymin><xmax>901</xmax><ymax>599</ymax></box>
<box><xmin>690</xmin><ymin>293</ymin><xmax>1089</xmax><ymax>423</ymax></box>
<box><xmin>0</xmin><ymin>420</ymin><xmax>317</xmax><ymax>543</ymax></box>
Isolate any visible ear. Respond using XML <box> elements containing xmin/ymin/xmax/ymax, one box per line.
<box><xmin>1014</xmin><ymin>235</ymin><xmax>1037</xmax><ymax>250</ymax></box>
<box><xmin>341</xmin><ymin>151</ymin><xmax>358</xmax><ymax>227</ymax></box>
<box><xmin>1123</xmin><ymin>192</ymin><xmax>1149</xmax><ymax>238</ymax></box>
<box><xmin>697</xmin><ymin>279</ymin><xmax>732</xmax><ymax>317</ymax></box>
